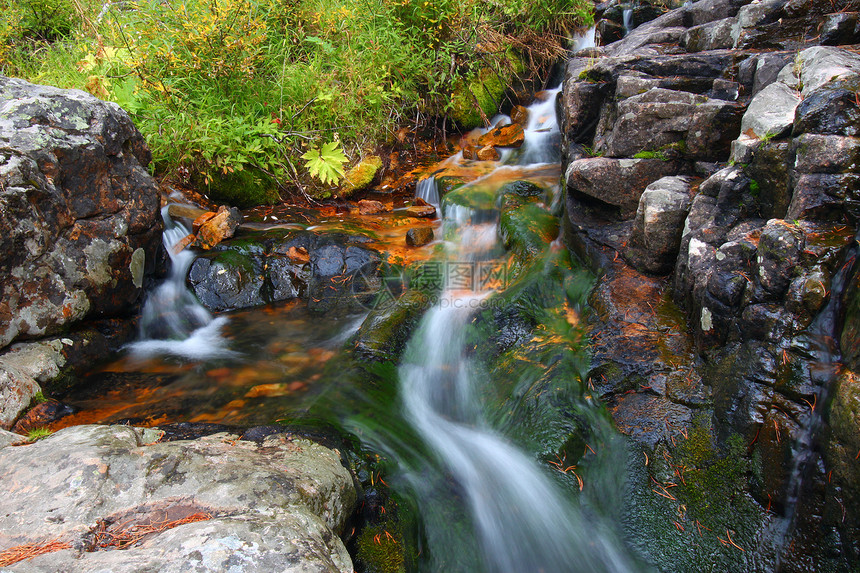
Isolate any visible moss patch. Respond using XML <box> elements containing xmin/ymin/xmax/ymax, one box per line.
<box><xmin>450</xmin><ymin>67</ymin><xmax>506</xmax><ymax>129</ymax></box>
<box><xmin>196</xmin><ymin>168</ymin><xmax>280</xmax><ymax>208</ymax></box>
<box><xmin>340</xmin><ymin>155</ymin><xmax>383</xmax><ymax>197</ymax></box>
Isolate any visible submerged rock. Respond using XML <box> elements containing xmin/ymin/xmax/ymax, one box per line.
<box><xmin>0</xmin><ymin>77</ymin><xmax>161</xmax><ymax>351</ymax></box>
<box><xmin>405</xmin><ymin>227</ymin><xmax>434</xmax><ymax>247</ymax></box>
<box><xmin>0</xmin><ymin>425</ymin><xmax>356</xmax><ymax>572</ymax></box>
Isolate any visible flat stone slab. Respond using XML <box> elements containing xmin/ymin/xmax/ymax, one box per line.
<box><xmin>0</xmin><ymin>425</ymin><xmax>357</xmax><ymax>572</ymax></box>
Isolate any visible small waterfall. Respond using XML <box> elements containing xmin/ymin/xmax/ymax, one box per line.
<box><xmin>126</xmin><ymin>206</ymin><xmax>236</xmax><ymax>360</ymax></box>
<box><xmin>572</xmin><ymin>26</ymin><xmax>597</xmax><ymax>52</ymax></box>
<box><xmin>518</xmin><ymin>86</ymin><xmax>563</xmax><ymax>165</ymax></box>
<box><xmin>399</xmin><ymin>191</ymin><xmax>635</xmax><ymax>573</ymax></box>
<box><xmin>416</xmin><ymin>176</ymin><xmax>440</xmax><ymax>208</ymax></box>
<box><xmin>622</xmin><ymin>8</ymin><xmax>633</xmax><ymax>36</ymax></box>
<box><xmin>396</xmin><ymin>84</ymin><xmax>637</xmax><ymax>571</ymax></box>
<box><xmin>764</xmin><ymin>237</ymin><xmax>859</xmax><ymax>564</ymax></box>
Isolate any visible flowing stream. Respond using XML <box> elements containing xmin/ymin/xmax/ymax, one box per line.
<box><xmin>56</xmin><ymin>28</ymin><xmax>643</xmax><ymax>572</ymax></box>
<box><xmin>127</xmin><ymin>206</ymin><xmax>236</xmax><ymax>361</ymax></box>
<box><xmin>398</xmin><ymin>170</ymin><xmax>634</xmax><ymax>571</ymax></box>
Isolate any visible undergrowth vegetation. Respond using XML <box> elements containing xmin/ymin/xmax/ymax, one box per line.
<box><xmin>1</xmin><ymin>0</ymin><xmax>591</xmax><ymax>205</ymax></box>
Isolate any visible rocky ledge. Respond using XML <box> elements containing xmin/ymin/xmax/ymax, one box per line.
<box><xmin>0</xmin><ymin>425</ymin><xmax>357</xmax><ymax>572</ymax></box>
<box><xmin>560</xmin><ymin>0</ymin><xmax>860</xmax><ymax>569</ymax></box>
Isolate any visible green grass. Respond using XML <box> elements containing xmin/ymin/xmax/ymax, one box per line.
<box><xmin>26</xmin><ymin>427</ymin><xmax>53</xmax><ymax>442</ymax></box>
<box><xmin>1</xmin><ymin>0</ymin><xmax>592</xmax><ymax>205</ymax></box>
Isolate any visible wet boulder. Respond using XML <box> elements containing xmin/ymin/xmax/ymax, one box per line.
<box><xmin>820</xmin><ymin>12</ymin><xmax>860</xmax><ymax>46</ymax></box>
<box><xmin>625</xmin><ymin>176</ymin><xmax>694</xmax><ymax>275</ymax></box>
<box><xmin>793</xmin><ymin>81</ymin><xmax>860</xmax><ymax>137</ymax></box>
<box><xmin>753</xmin><ymin>219</ymin><xmax>804</xmax><ymax>299</ymax></box>
<box><xmin>188</xmin><ymin>249</ymin><xmax>269</xmax><ymax>312</ymax></box>
<box><xmin>0</xmin><ymin>425</ymin><xmax>357</xmax><ymax>572</ymax></box>
<box><xmin>0</xmin><ymin>77</ymin><xmax>161</xmax><ymax>350</ymax></box>
<box><xmin>740</xmin><ymin>82</ymin><xmax>801</xmax><ymax>139</ymax></box>
<box><xmin>405</xmin><ymin>227</ymin><xmax>434</xmax><ymax>247</ymax></box>
<box><xmin>787</xmin><ymin>173</ymin><xmax>860</xmax><ymax>222</ymax></box>
<box><xmin>565</xmin><ymin>157</ymin><xmax>684</xmax><ymax>218</ymax></box>
<box><xmin>187</xmin><ymin>231</ymin><xmax>381</xmax><ymax>314</ymax></box>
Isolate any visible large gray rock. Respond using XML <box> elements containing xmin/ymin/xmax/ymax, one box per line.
<box><xmin>0</xmin><ymin>425</ymin><xmax>356</xmax><ymax>572</ymax></box>
<box><xmin>625</xmin><ymin>176</ymin><xmax>694</xmax><ymax>275</ymax></box>
<box><xmin>682</xmin><ymin>17</ymin><xmax>735</xmax><ymax>52</ymax></box>
<box><xmin>739</xmin><ymin>82</ymin><xmax>801</xmax><ymax>139</ymax></box>
<box><xmin>0</xmin><ymin>77</ymin><xmax>161</xmax><ymax>350</ymax></box>
<box><xmin>565</xmin><ymin>157</ymin><xmax>684</xmax><ymax>218</ymax></box>
<box><xmin>598</xmin><ymin>88</ymin><xmax>707</xmax><ymax>157</ymax></box>
<box><xmin>786</xmin><ymin>46</ymin><xmax>860</xmax><ymax>97</ymax></box>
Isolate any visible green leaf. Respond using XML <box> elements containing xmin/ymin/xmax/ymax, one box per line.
<box><xmin>301</xmin><ymin>141</ymin><xmax>347</xmax><ymax>186</ymax></box>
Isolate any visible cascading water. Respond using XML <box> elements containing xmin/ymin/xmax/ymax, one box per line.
<box><xmin>518</xmin><ymin>86</ymin><xmax>563</xmax><ymax>165</ymax></box>
<box><xmin>126</xmin><ymin>206</ymin><xmax>236</xmax><ymax>360</ymax></box>
<box><xmin>761</xmin><ymin>236</ymin><xmax>859</xmax><ymax>565</ymax></box>
<box><xmin>416</xmin><ymin>176</ymin><xmax>440</xmax><ymax>208</ymax></box>
<box><xmin>622</xmin><ymin>8</ymin><xmax>633</xmax><ymax>36</ymax></box>
<box><xmin>399</xmin><ymin>81</ymin><xmax>638</xmax><ymax>573</ymax></box>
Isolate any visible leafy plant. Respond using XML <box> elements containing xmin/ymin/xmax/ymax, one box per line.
<box><xmin>302</xmin><ymin>141</ymin><xmax>348</xmax><ymax>185</ymax></box>
<box><xmin>2</xmin><ymin>0</ymin><xmax>593</xmax><ymax>205</ymax></box>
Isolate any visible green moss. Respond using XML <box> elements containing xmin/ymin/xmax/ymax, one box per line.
<box><xmin>499</xmin><ymin>195</ymin><xmax>558</xmax><ymax>265</ymax></box>
<box><xmin>340</xmin><ymin>155</ymin><xmax>383</xmax><ymax>197</ymax></box>
<box><xmin>674</xmin><ymin>416</ymin><xmax>755</xmax><ymax>524</ymax></box>
<box><xmin>443</xmin><ymin>184</ymin><xmax>497</xmax><ymax>212</ymax></box>
<box><xmin>450</xmin><ymin>67</ymin><xmax>506</xmax><ymax>129</ymax></box>
<box><xmin>577</xmin><ymin>68</ymin><xmax>602</xmax><ymax>83</ymax></box>
<box><xmin>749</xmin><ymin>179</ymin><xmax>760</xmax><ymax>196</ymax></box>
<box><xmin>633</xmin><ymin>150</ymin><xmax>668</xmax><ymax>161</ymax></box>
<box><xmin>196</xmin><ymin>168</ymin><xmax>280</xmax><ymax>208</ymax></box>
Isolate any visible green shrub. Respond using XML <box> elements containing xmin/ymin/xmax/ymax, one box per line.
<box><xmin>2</xmin><ymin>0</ymin><xmax>593</xmax><ymax>205</ymax></box>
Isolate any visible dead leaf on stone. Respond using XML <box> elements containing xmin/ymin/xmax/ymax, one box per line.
<box><xmin>287</xmin><ymin>246</ymin><xmax>310</xmax><ymax>264</ymax></box>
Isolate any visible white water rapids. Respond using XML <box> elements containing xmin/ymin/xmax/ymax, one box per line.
<box><xmin>126</xmin><ymin>206</ymin><xmax>236</xmax><ymax>361</ymax></box>
<box><xmin>402</xmin><ymin>69</ymin><xmax>637</xmax><ymax>572</ymax></box>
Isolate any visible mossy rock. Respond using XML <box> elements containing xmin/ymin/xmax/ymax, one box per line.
<box><xmin>443</xmin><ymin>184</ymin><xmax>497</xmax><ymax>212</ymax></box>
<box><xmin>450</xmin><ymin>67</ymin><xmax>505</xmax><ymax>129</ymax></box>
<box><xmin>353</xmin><ymin>290</ymin><xmax>432</xmax><ymax>363</ymax></box>
<box><xmin>196</xmin><ymin>168</ymin><xmax>280</xmax><ymax>208</ymax></box>
<box><xmin>499</xmin><ymin>195</ymin><xmax>558</xmax><ymax>264</ymax></box>
<box><xmin>340</xmin><ymin>155</ymin><xmax>383</xmax><ymax>197</ymax></box>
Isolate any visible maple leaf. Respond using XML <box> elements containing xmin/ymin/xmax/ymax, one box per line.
<box><xmin>301</xmin><ymin>141</ymin><xmax>347</xmax><ymax>185</ymax></box>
